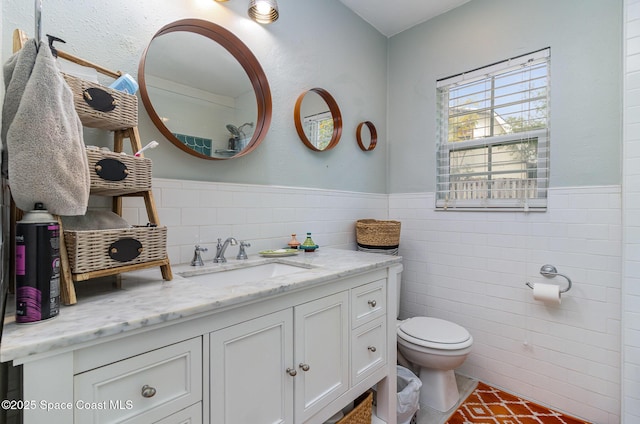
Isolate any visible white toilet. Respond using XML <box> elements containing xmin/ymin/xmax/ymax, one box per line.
<box><xmin>395</xmin><ymin>271</ymin><xmax>473</xmax><ymax>412</ymax></box>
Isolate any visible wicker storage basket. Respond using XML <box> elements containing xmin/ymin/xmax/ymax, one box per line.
<box><xmin>64</xmin><ymin>226</ymin><xmax>167</xmax><ymax>274</ymax></box>
<box><xmin>63</xmin><ymin>73</ymin><xmax>138</xmax><ymax>130</ymax></box>
<box><xmin>356</xmin><ymin>219</ymin><xmax>401</xmax><ymax>249</ymax></box>
<box><xmin>86</xmin><ymin>148</ymin><xmax>152</xmax><ymax>195</ymax></box>
<box><xmin>338</xmin><ymin>391</ymin><xmax>373</xmax><ymax>424</ymax></box>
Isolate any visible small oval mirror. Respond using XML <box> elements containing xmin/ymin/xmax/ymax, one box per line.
<box><xmin>294</xmin><ymin>88</ymin><xmax>342</xmax><ymax>151</ymax></box>
<box><xmin>356</xmin><ymin>121</ymin><xmax>377</xmax><ymax>151</ymax></box>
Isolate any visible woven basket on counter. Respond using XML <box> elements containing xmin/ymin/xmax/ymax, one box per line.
<box><xmin>63</xmin><ymin>73</ymin><xmax>138</xmax><ymax>130</ymax></box>
<box><xmin>86</xmin><ymin>148</ymin><xmax>152</xmax><ymax>195</ymax></box>
<box><xmin>338</xmin><ymin>391</ymin><xmax>373</xmax><ymax>424</ymax></box>
<box><xmin>64</xmin><ymin>225</ymin><xmax>167</xmax><ymax>274</ymax></box>
<box><xmin>356</xmin><ymin>219</ymin><xmax>401</xmax><ymax>251</ymax></box>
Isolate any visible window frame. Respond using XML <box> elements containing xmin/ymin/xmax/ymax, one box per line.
<box><xmin>436</xmin><ymin>130</ymin><xmax>549</xmax><ymax>210</ymax></box>
<box><xmin>435</xmin><ymin>48</ymin><xmax>550</xmax><ymax>211</ymax></box>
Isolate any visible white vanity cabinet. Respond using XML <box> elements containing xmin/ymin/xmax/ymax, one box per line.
<box><xmin>209</xmin><ymin>274</ymin><xmax>392</xmax><ymax>424</ymax></box>
<box><xmin>210</xmin><ymin>291</ymin><xmax>349</xmax><ymax>424</ymax></box>
<box><xmin>9</xmin><ymin>260</ymin><xmax>401</xmax><ymax>424</ymax></box>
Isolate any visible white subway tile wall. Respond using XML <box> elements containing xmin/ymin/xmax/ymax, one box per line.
<box><xmin>119</xmin><ymin>178</ymin><xmax>389</xmax><ymax>265</ymax></box>
<box><xmin>390</xmin><ymin>187</ymin><xmax>621</xmax><ymax>424</ymax></box>
<box><xmin>111</xmin><ymin>175</ymin><xmax>631</xmax><ymax>423</ymax></box>
<box><xmin>114</xmin><ymin>179</ymin><xmax>625</xmax><ymax>422</ymax></box>
<box><xmin>625</xmin><ymin>0</ymin><xmax>640</xmax><ymax>422</ymax></box>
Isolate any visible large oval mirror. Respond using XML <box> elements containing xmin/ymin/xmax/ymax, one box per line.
<box><xmin>294</xmin><ymin>88</ymin><xmax>342</xmax><ymax>151</ymax></box>
<box><xmin>139</xmin><ymin>19</ymin><xmax>272</xmax><ymax>160</ymax></box>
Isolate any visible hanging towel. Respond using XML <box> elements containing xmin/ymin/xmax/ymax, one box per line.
<box><xmin>1</xmin><ymin>39</ymin><xmax>89</xmax><ymax>216</ymax></box>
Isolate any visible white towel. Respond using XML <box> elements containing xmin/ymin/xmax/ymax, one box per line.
<box><xmin>2</xmin><ymin>39</ymin><xmax>90</xmax><ymax>216</ymax></box>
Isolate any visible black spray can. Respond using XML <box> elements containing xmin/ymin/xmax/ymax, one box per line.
<box><xmin>15</xmin><ymin>203</ymin><xmax>60</xmax><ymax>323</ymax></box>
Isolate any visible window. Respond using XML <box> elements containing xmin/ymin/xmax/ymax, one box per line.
<box><xmin>436</xmin><ymin>48</ymin><xmax>550</xmax><ymax>211</ymax></box>
<box><xmin>303</xmin><ymin>111</ymin><xmax>333</xmax><ymax>150</ymax></box>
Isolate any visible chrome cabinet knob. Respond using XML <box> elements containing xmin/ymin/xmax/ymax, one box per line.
<box><xmin>368</xmin><ymin>346</ymin><xmax>377</xmax><ymax>352</ymax></box>
<box><xmin>368</xmin><ymin>300</ymin><xmax>377</xmax><ymax>308</ymax></box>
<box><xmin>299</xmin><ymin>363</ymin><xmax>310</xmax><ymax>372</ymax></box>
<box><xmin>286</xmin><ymin>368</ymin><xmax>297</xmax><ymax>376</ymax></box>
<box><xmin>141</xmin><ymin>385</ymin><xmax>157</xmax><ymax>398</ymax></box>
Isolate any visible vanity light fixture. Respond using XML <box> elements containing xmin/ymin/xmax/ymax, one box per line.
<box><xmin>248</xmin><ymin>0</ymin><xmax>279</xmax><ymax>24</ymax></box>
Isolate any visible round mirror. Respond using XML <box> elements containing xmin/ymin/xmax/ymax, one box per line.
<box><xmin>356</xmin><ymin>121</ymin><xmax>377</xmax><ymax>151</ymax></box>
<box><xmin>294</xmin><ymin>88</ymin><xmax>342</xmax><ymax>151</ymax></box>
<box><xmin>139</xmin><ymin>19</ymin><xmax>272</xmax><ymax>160</ymax></box>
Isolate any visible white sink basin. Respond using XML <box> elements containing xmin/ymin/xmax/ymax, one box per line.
<box><xmin>179</xmin><ymin>262</ymin><xmax>310</xmax><ymax>288</ymax></box>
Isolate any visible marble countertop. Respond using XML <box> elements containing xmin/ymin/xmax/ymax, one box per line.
<box><xmin>0</xmin><ymin>248</ymin><xmax>401</xmax><ymax>363</ymax></box>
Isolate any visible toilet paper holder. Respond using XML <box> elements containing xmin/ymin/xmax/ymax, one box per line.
<box><xmin>525</xmin><ymin>264</ymin><xmax>572</xmax><ymax>293</ymax></box>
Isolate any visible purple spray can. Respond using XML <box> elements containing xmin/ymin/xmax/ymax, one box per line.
<box><xmin>15</xmin><ymin>203</ymin><xmax>60</xmax><ymax>323</ymax></box>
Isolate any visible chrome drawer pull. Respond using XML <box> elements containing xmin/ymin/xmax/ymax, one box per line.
<box><xmin>141</xmin><ymin>385</ymin><xmax>157</xmax><ymax>398</ymax></box>
<box><xmin>368</xmin><ymin>346</ymin><xmax>377</xmax><ymax>352</ymax></box>
<box><xmin>368</xmin><ymin>300</ymin><xmax>377</xmax><ymax>308</ymax></box>
<box><xmin>286</xmin><ymin>368</ymin><xmax>297</xmax><ymax>377</ymax></box>
<box><xmin>299</xmin><ymin>363</ymin><xmax>310</xmax><ymax>372</ymax></box>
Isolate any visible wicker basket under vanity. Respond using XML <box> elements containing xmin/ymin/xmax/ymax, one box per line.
<box><xmin>337</xmin><ymin>391</ymin><xmax>373</xmax><ymax>424</ymax></box>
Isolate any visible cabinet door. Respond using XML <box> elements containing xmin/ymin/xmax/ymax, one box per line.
<box><xmin>210</xmin><ymin>309</ymin><xmax>294</xmax><ymax>424</ymax></box>
<box><xmin>294</xmin><ymin>291</ymin><xmax>349</xmax><ymax>422</ymax></box>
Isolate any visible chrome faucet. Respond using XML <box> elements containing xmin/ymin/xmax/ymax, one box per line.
<box><xmin>236</xmin><ymin>241</ymin><xmax>251</xmax><ymax>260</ymax></box>
<box><xmin>191</xmin><ymin>245</ymin><xmax>208</xmax><ymax>266</ymax></box>
<box><xmin>214</xmin><ymin>237</ymin><xmax>238</xmax><ymax>263</ymax></box>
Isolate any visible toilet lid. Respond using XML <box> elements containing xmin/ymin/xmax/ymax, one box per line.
<box><xmin>398</xmin><ymin>317</ymin><xmax>471</xmax><ymax>345</ymax></box>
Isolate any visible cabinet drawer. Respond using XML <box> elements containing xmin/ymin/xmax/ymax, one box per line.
<box><xmin>154</xmin><ymin>402</ymin><xmax>201</xmax><ymax>424</ymax></box>
<box><xmin>74</xmin><ymin>337</ymin><xmax>202</xmax><ymax>424</ymax></box>
<box><xmin>351</xmin><ymin>279</ymin><xmax>386</xmax><ymax>328</ymax></box>
<box><xmin>352</xmin><ymin>317</ymin><xmax>386</xmax><ymax>386</ymax></box>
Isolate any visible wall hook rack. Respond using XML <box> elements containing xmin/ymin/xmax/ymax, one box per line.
<box><xmin>525</xmin><ymin>264</ymin><xmax>572</xmax><ymax>293</ymax></box>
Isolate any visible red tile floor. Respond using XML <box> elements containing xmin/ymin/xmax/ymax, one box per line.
<box><xmin>446</xmin><ymin>382</ymin><xmax>591</xmax><ymax>424</ymax></box>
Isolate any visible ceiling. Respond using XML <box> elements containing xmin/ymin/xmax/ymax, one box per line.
<box><xmin>338</xmin><ymin>0</ymin><xmax>472</xmax><ymax>37</ymax></box>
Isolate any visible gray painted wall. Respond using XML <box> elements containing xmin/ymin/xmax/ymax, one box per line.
<box><xmin>388</xmin><ymin>0</ymin><xmax>622</xmax><ymax>194</ymax></box>
<box><xmin>1</xmin><ymin>0</ymin><xmax>622</xmax><ymax>194</ymax></box>
<box><xmin>1</xmin><ymin>0</ymin><xmax>389</xmax><ymax>193</ymax></box>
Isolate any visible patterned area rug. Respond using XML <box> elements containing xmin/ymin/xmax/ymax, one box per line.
<box><xmin>446</xmin><ymin>382</ymin><xmax>591</xmax><ymax>424</ymax></box>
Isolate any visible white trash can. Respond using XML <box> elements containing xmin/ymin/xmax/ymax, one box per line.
<box><xmin>397</xmin><ymin>365</ymin><xmax>422</xmax><ymax>424</ymax></box>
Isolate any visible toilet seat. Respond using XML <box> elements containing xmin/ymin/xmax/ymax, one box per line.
<box><xmin>398</xmin><ymin>317</ymin><xmax>472</xmax><ymax>350</ymax></box>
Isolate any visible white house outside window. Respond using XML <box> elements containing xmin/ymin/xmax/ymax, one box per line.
<box><xmin>436</xmin><ymin>48</ymin><xmax>550</xmax><ymax>211</ymax></box>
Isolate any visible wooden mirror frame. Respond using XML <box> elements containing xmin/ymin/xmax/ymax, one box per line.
<box><xmin>356</xmin><ymin>121</ymin><xmax>377</xmax><ymax>151</ymax></box>
<box><xmin>294</xmin><ymin>88</ymin><xmax>342</xmax><ymax>152</ymax></box>
<box><xmin>138</xmin><ymin>19</ymin><xmax>272</xmax><ymax>160</ymax></box>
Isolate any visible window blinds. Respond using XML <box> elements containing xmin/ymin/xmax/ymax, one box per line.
<box><xmin>436</xmin><ymin>48</ymin><xmax>550</xmax><ymax>211</ymax></box>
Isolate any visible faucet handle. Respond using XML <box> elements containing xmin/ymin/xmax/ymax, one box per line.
<box><xmin>237</xmin><ymin>241</ymin><xmax>251</xmax><ymax>260</ymax></box>
<box><xmin>191</xmin><ymin>245</ymin><xmax>208</xmax><ymax>266</ymax></box>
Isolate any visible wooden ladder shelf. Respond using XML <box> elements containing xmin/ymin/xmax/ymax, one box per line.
<box><xmin>59</xmin><ymin>127</ymin><xmax>173</xmax><ymax>305</ymax></box>
<box><xmin>10</xmin><ymin>29</ymin><xmax>172</xmax><ymax>305</ymax></box>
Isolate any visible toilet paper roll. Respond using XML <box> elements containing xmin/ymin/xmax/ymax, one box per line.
<box><xmin>532</xmin><ymin>283</ymin><xmax>561</xmax><ymax>305</ymax></box>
